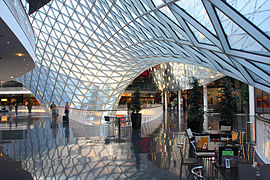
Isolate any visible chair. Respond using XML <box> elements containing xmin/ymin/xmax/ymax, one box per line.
<box><xmin>177</xmin><ymin>143</ymin><xmax>201</xmax><ymax>179</ymax></box>
<box><xmin>191</xmin><ymin>166</ymin><xmax>204</xmax><ymax>180</ymax></box>
<box><xmin>190</xmin><ymin>140</ymin><xmax>216</xmax><ymax>158</ymax></box>
<box><xmin>187</xmin><ymin>128</ymin><xmax>194</xmax><ymax>140</ymax></box>
<box><xmin>177</xmin><ymin>143</ymin><xmax>201</xmax><ymax>165</ymax></box>
<box><xmin>104</xmin><ymin>116</ymin><xmax>114</xmax><ymax>126</ymax></box>
<box><xmin>104</xmin><ymin>116</ymin><xmax>110</xmax><ymax>122</ymax></box>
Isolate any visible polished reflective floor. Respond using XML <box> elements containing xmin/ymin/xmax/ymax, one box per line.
<box><xmin>1</xmin><ymin>110</ymin><xmax>268</xmax><ymax>180</ymax></box>
<box><xmin>0</xmin><ymin>111</ymin><xmax>189</xmax><ymax>180</ymax></box>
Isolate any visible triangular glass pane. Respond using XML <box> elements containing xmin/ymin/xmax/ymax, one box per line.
<box><xmin>216</xmin><ymin>8</ymin><xmax>268</xmax><ymax>53</ymax></box>
<box><xmin>175</xmin><ymin>0</ymin><xmax>216</xmax><ymax>35</ymax></box>
<box><xmin>186</xmin><ymin>22</ymin><xmax>214</xmax><ymax>45</ymax></box>
<box><xmin>227</xmin><ymin>0</ymin><xmax>270</xmax><ymax>34</ymax></box>
<box><xmin>159</xmin><ymin>6</ymin><xmax>181</xmax><ymax>27</ymax></box>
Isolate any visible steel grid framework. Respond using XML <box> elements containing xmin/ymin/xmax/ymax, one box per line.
<box><xmin>17</xmin><ymin>0</ymin><xmax>270</xmax><ymax>110</ymax></box>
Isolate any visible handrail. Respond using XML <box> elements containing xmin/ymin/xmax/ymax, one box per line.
<box><xmin>256</xmin><ymin>114</ymin><xmax>270</xmax><ymax>123</ymax></box>
<box><xmin>117</xmin><ymin>104</ymin><xmax>162</xmax><ymax>110</ymax></box>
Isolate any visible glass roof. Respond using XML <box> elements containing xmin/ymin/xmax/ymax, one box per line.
<box><xmin>17</xmin><ymin>0</ymin><xmax>270</xmax><ymax>110</ymax></box>
<box><xmin>152</xmin><ymin>63</ymin><xmax>224</xmax><ymax>91</ymax></box>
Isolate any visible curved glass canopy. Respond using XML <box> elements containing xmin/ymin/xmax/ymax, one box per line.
<box><xmin>152</xmin><ymin>63</ymin><xmax>224</xmax><ymax>91</ymax></box>
<box><xmin>17</xmin><ymin>0</ymin><xmax>270</xmax><ymax>110</ymax></box>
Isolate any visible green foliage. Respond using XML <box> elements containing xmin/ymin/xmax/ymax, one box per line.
<box><xmin>187</xmin><ymin>77</ymin><xmax>204</xmax><ymax>132</ymax></box>
<box><xmin>131</xmin><ymin>88</ymin><xmax>141</xmax><ymax>113</ymax></box>
<box><xmin>218</xmin><ymin>80</ymin><xmax>238</xmax><ymax>126</ymax></box>
<box><xmin>240</xmin><ymin>84</ymin><xmax>249</xmax><ymax>105</ymax></box>
<box><xmin>240</xmin><ymin>84</ymin><xmax>249</xmax><ymax>121</ymax></box>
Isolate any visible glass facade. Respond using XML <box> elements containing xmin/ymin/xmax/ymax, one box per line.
<box><xmin>16</xmin><ymin>0</ymin><xmax>270</xmax><ymax>110</ymax></box>
<box><xmin>256</xmin><ymin>88</ymin><xmax>270</xmax><ymax>113</ymax></box>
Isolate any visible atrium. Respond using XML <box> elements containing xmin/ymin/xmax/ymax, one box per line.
<box><xmin>0</xmin><ymin>0</ymin><xmax>270</xmax><ymax>179</ymax></box>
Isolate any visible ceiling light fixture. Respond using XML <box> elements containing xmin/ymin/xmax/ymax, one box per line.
<box><xmin>16</xmin><ymin>53</ymin><xmax>24</xmax><ymax>57</ymax></box>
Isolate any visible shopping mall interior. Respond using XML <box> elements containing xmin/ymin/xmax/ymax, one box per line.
<box><xmin>0</xmin><ymin>0</ymin><xmax>270</xmax><ymax>179</ymax></box>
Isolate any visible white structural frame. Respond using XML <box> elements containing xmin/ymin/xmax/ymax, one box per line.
<box><xmin>14</xmin><ymin>0</ymin><xmax>269</xmax><ymax>111</ymax></box>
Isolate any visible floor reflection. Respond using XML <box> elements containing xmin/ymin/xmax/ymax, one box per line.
<box><xmin>0</xmin><ymin>111</ymin><xmax>185</xmax><ymax>179</ymax></box>
<box><xmin>0</xmin><ymin>110</ymin><xmax>260</xmax><ymax>179</ymax></box>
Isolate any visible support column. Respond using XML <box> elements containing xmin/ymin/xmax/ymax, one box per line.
<box><xmin>164</xmin><ymin>90</ymin><xmax>168</xmax><ymax>111</ymax></box>
<box><xmin>249</xmin><ymin>85</ymin><xmax>255</xmax><ymax>116</ymax></box>
<box><xmin>178</xmin><ymin>90</ymin><xmax>182</xmax><ymax>130</ymax></box>
<box><xmin>203</xmin><ymin>85</ymin><xmax>208</xmax><ymax>131</ymax></box>
<box><xmin>248</xmin><ymin>85</ymin><xmax>256</xmax><ymax>143</ymax></box>
<box><xmin>178</xmin><ymin>90</ymin><xmax>181</xmax><ymax>116</ymax></box>
<box><xmin>249</xmin><ymin>85</ymin><xmax>255</xmax><ymax>123</ymax></box>
<box><xmin>161</xmin><ymin>91</ymin><xmax>164</xmax><ymax>104</ymax></box>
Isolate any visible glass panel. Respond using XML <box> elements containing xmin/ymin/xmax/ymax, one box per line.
<box><xmin>216</xmin><ymin>8</ymin><xmax>268</xmax><ymax>53</ymax></box>
<box><xmin>227</xmin><ymin>0</ymin><xmax>270</xmax><ymax>36</ymax></box>
<box><xmin>175</xmin><ymin>0</ymin><xmax>216</xmax><ymax>35</ymax></box>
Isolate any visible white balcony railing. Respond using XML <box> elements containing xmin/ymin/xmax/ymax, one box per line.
<box><xmin>3</xmin><ymin>0</ymin><xmax>35</xmax><ymax>50</ymax></box>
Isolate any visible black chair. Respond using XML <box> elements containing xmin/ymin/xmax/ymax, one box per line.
<box><xmin>104</xmin><ymin>116</ymin><xmax>110</xmax><ymax>122</ymax></box>
<box><xmin>178</xmin><ymin>143</ymin><xmax>201</xmax><ymax>165</ymax></box>
<box><xmin>177</xmin><ymin>143</ymin><xmax>201</xmax><ymax>179</ymax></box>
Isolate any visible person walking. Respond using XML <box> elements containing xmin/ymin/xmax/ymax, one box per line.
<box><xmin>64</xmin><ymin>102</ymin><xmax>70</xmax><ymax>121</ymax></box>
<box><xmin>15</xmin><ymin>102</ymin><xmax>18</xmax><ymax>115</ymax></box>
<box><xmin>9</xmin><ymin>103</ymin><xmax>13</xmax><ymax>114</ymax></box>
<box><xmin>53</xmin><ymin>104</ymin><xmax>59</xmax><ymax>119</ymax></box>
<box><xmin>51</xmin><ymin>104</ymin><xmax>59</xmax><ymax>128</ymax></box>
<box><xmin>51</xmin><ymin>104</ymin><xmax>59</xmax><ymax>138</ymax></box>
<box><xmin>50</xmin><ymin>102</ymin><xmax>55</xmax><ymax>110</ymax></box>
<box><xmin>50</xmin><ymin>102</ymin><xmax>55</xmax><ymax>117</ymax></box>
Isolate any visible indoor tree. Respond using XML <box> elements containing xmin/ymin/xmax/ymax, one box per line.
<box><xmin>187</xmin><ymin>77</ymin><xmax>204</xmax><ymax>133</ymax></box>
<box><xmin>218</xmin><ymin>79</ymin><xmax>238</xmax><ymax>129</ymax></box>
<box><xmin>240</xmin><ymin>84</ymin><xmax>249</xmax><ymax>121</ymax></box>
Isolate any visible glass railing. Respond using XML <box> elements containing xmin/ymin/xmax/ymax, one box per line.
<box><xmin>54</xmin><ymin>105</ymin><xmax>163</xmax><ymax>126</ymax></box>
<box><xmin>0</xmin><ymin>87</ymin><xmax>32</xmax><ymax>95</ymax></box>
<box><xmin>0</xmin><ymin>87</ymin><xmax>31</xmax><ymax>92</ymax></box>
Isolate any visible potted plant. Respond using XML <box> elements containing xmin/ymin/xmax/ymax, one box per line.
<box><xmin>131</xmin><ymin>88</ymin><xmax>142</xmax><ymax>129</ymax></box>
